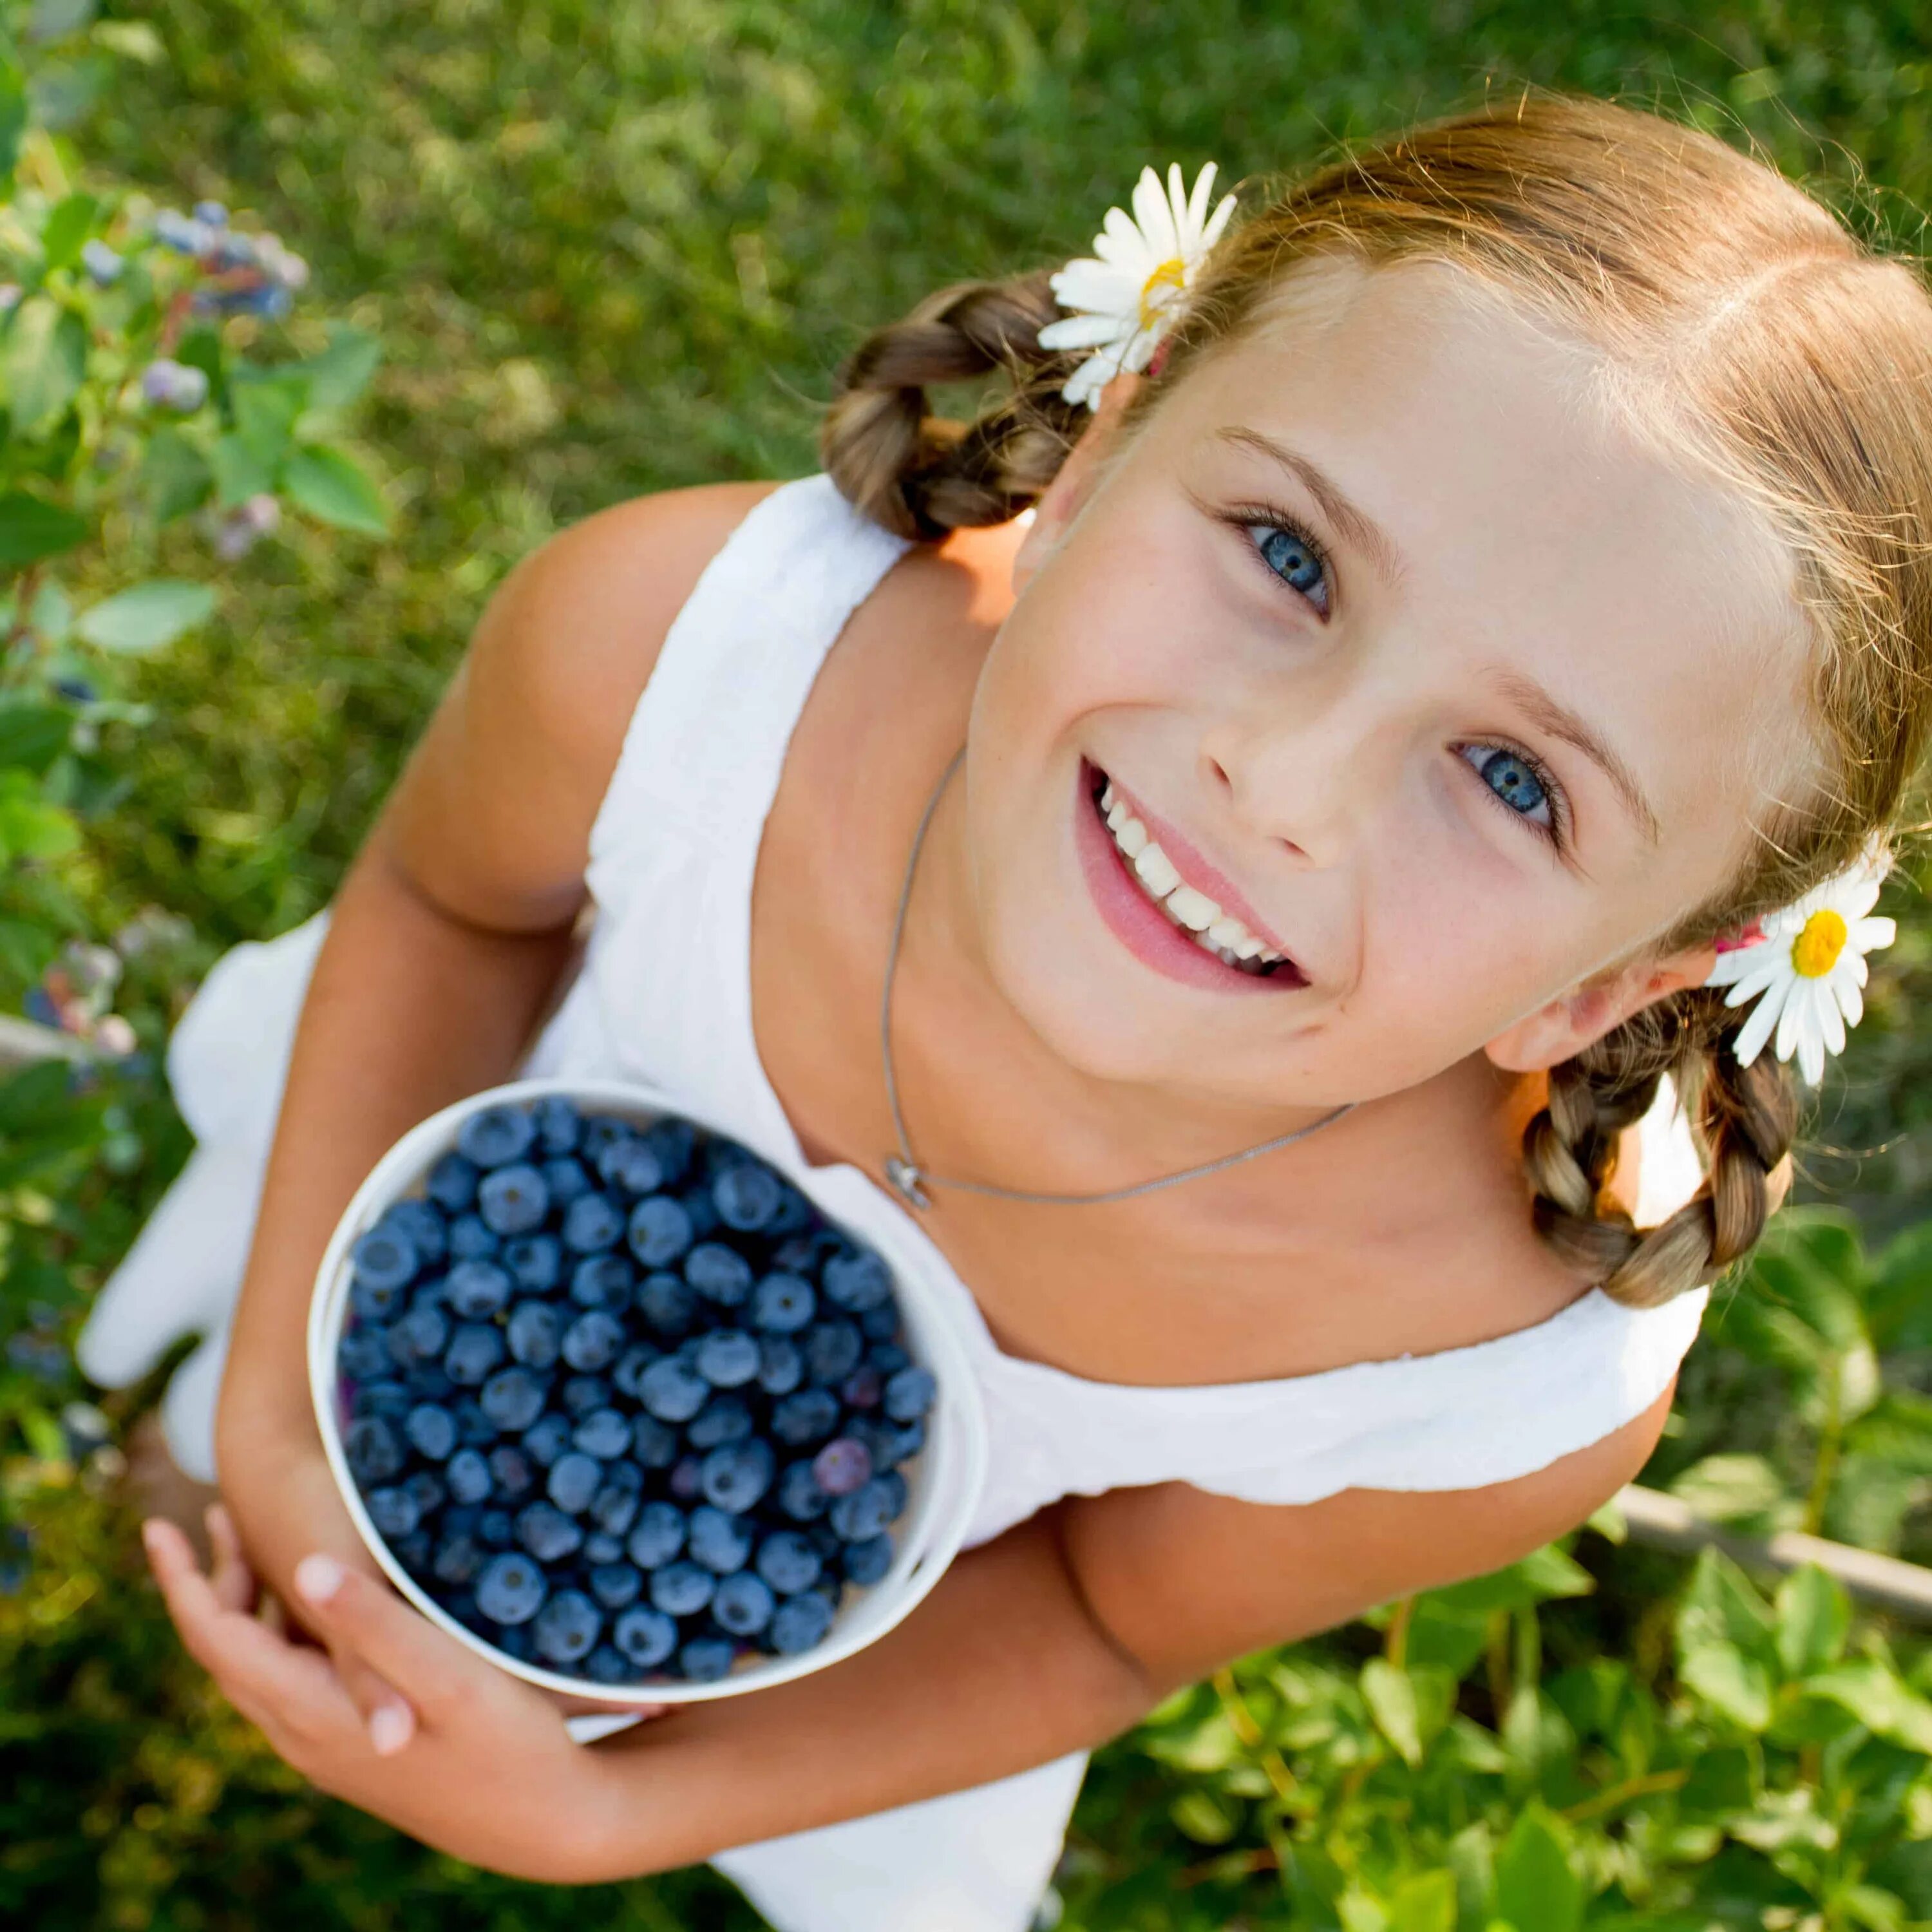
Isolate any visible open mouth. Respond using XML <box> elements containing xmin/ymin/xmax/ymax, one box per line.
<box><xmin>1081</xmin><ymin>761</ymin><xmax>1306</xmax><ymax>985</ymax></box>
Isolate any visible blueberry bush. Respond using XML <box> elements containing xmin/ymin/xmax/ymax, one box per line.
<box><xmin>8</xmin><ymin>2</ymin><xmax>1932</xmax><ymax>1928</ymax></box>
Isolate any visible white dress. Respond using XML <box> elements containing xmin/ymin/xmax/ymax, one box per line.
<box><xmin>77</xmin><ymin>473</ymin><xmax>1711</xmax><ymax>1932</ymax></box>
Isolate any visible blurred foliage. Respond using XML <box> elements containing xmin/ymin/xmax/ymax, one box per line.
<box><xmin>6</xmin><ymin>0</ymin><xmax>1932</xmax><ymax>1928</ymax></box>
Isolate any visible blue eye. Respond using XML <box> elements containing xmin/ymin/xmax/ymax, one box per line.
<box><xmin>1462</xmin><ymin>745</ymin><xmax>1554</xmax><ymax>830</ymax></box>
<box><xmin>1246</xmin><ymin>522</ymin><xmax>1329</xmax><ymax>611</ymax></box>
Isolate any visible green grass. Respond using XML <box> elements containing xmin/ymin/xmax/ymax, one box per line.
<box><xmin>13</xmin><ymin>1</ymin><xmax>1932</xmax><ymax>1926</ymax></box>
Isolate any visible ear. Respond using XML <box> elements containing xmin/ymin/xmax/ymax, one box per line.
<box><xmin>1483</xmin><ymin>942</ymin><xmax>1720</xmax><ymax>1074</ymax></box>
<box><xmin>1012</xmin><ymin>370</ymin><xmax>1144</xmax><ymax>592</ymax></box>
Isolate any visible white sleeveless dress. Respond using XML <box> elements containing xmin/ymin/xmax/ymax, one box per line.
<box><xmin>77</xmin><ymin>473</ymin><xmax>1710</xmax><ymax>1932</ymax></box>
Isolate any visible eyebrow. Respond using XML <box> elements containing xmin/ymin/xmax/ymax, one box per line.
<box><xmin>1214</xmin><ymin>428</ymin><xmax>1662</xmax><ymax>847</ymax></box>
<box><xmin>1214</xmin><ymin>428</ymin><xmax>1406</xmax><ymax>589</ymax></box>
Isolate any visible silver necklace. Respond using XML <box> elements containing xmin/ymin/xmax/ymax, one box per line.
<box><xmin>878</xmin><ymin>745</ymin><xmax>1357</xmax><ymax>1211</ymax></box>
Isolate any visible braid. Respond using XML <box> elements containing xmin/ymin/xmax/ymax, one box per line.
<box><xmin>1524</xmin><ymin>989</ymin><xmax>1799</xmax><ymax>1310</ymax></box>
<box><xmin>820</xmin><ymin>272</ymin><xmax>1090</xmax><ymax>542</ymax></box>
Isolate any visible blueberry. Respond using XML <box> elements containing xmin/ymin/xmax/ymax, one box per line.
<box><xmin>627</xmin><ymin>1196</ymin><xmax>694</xmax><ymax>1269</ymax></box>
<box><xmin>444</xmin><ymin>1503</ymin><xmax>484</xmax><ymax>1539</ymax></box>
<box><xmin>636</xmin><ymin>1271</ymin><xmax>697</xmax><ymax>1337</ymax></box>
<box><xmin>381</xmin><ymin>1199</ymin><xmax>449</xmax><ymax>1265</ymax></box>
<box><xmin>712</xmin><ymin>1572</ymin><xmax>775</xmax><ymax>1636</ymax></box>
<box><xmin>641</xmin><ymin>1117</ymin><xmax>697</xmax><ymax>1186</ymax></box>
<box><xmin>758</xmin><ymin>1336</ymin><xmax>804</xmax><ymax>1396</ymax></box>
<box><xmin>700</xmin><ymin>1438</ymin><xmax>775</xmax><ymax>1514</ymax></box>
<box><xmin>506</xmin><ymin>1300</ymin><xmax>562</xmax><ymax>1369</ymax></box>
<box><xmin>477</xmin><ymin>1508</ymin><xmax>514</xmax><ymax>1548</ymax></box>
<box><xmin>478</xmin><ymin>1162</ymin><xmax>551</xmax><ymax>1236</ymax></box>
<box><xmin>543</xmin><ymin>1156</ymin><xmax>593</xmax><ymax>1206</ymax></box>
<box><xmin>713</xmin><ymin>1162</ymin><xmax>782</xmax><ymax>1231</ymax></box>
<box><xmin>696</xmin><ymin>1329</ymin><xmax>761</xmax><ymax>1389</ymax></box>
<box><xmin>668</xmin><ymin>1454</ymin><xmax>705</xmax><ymax>1501</ymax></box>
<box><xmin>547</xmin><ymin>1451</ymin><xmax>602</xmax><ymax>1515</ymax></box>
<box><xmin>829</xmin><ymin>1475</ymin><xmax>904</xmax><ymax>1542</ymax></box>
<box><xmin>446</xmin><ymin>1445</ymin><xmax>493</xmax><ymax>1504</ymax></box>
<box><xmin>515</xmin><ymin>1501</ymin><xmax>583</xmax><ymax>1563</ymax></box>
<box><xmin>769</xmin><ymin>1591</ymin><xmax>835</xmax><ymax>1656</ymax></box>
<box><xmin>562</xmin><ymin>1310</ymin><xmax>625</xmax><ymax>1372</ymax></box>
<box><xmin>532</xmin><ymin>1589</ymin><xmax>601</xmax><ymax>1665</ymax></box>
<box><xmin>772</xmin><ymin>1388</ymin><xmax>840</xmax><ymax>1448</ymax></box>
<box><xmin>407</xmin><ymin>1469</ymin><xmax>449</xmax><ymax>1518</ymax></box>
<box><xmin>573</xmin><ymin>1407</ymin><xmax>632</xmax><ymax>1459</ymax></box>
<box><xmin>638</xmin><ymin>1355</ymin><xmax>708</xmax><ymax>1423</ymax></box>
<box><xmin>631</xmin><ymin>1416</ymin><xmax>679</xmax><ymax>1469</ymax></box>
<box><xmin>448</xmin><ymin>1213</ymin><xmax>499</xmax><ymax>1261</ymax></box>
<box><xmin>562</xmin><ymin>1192</ymin><xmax>625</xmax><ymax>1254</ymax></box>
<box><xmin>393</xmin><ymin>1530</ymin><xmax>434</xmax><ymax>1573</ymax></box>
<box><xmin>455</xmin><ymin>1397</ymin><xmax>497</xmax><ymax>1444</ymax></box>
<box><xmin>589</xmin><ymin>1562</ymin><xmax>643</xmax><ymax>1610</ymax></box>
<box><xmin>755</xmin><ymin>1530</ymin><xmax>823</xmax><ymax>1595</ymax></box>
<box><xmin>804</xmin><ymin>1320</ymin><xmax>864</xmax><ymax>1387</ymax></box>
<box><xmin>560</xmin><ymin>1374</ymin><xmax>611</xmax><ymax>1416</ymax></box>
<box><xmin>688</xmin><ymin>1506</ymin><xmax>754</xmax><ymax>1575</ymax></box>
<box><xmin>585</xmin><ymin>1532</ymin><xmax>624</xmax><ymax>1564</ymax></box>
<box><xmin>503</xmin><ymin>1233</ymin><xmax>564</xmax><ymax>1294</ymax></box>
<box><xmin>339</xmin><ymin>1327</ymin><xmax>390</xmax><ymax>1381</ymax></box>
<box><xmin>405</xmin><ymin>1403</ymin><xmax>458</xmax><ymax>1462</ymax></box>
<box><xmin>860</xmin><ymin>1304</ymin><xmax>902</xmax><ymax>1341</ymax></box>
<box><xmin>843</xmin><ymin>1534</ymin><xmax>894</xmax><ymax>1586</ymax></box>
<box><xmin>679</xmin><ymin>1186</ymin><xmax>721</xmax><ymax>1241</ymax></box>
<box><xmin>777</xmin><ymin>1461</ymin><xmax>831</xmax><ymax>1521</ymax></box>
<box><xmin>389</xmin><ymin>1303</ymin><xmax>451</xmax><ymax>1367</ymax></box>
<box><xmin>822</xmin><ymin>1249</ymin><xmax>892</xmax><ymax>1312</ymax></box>
<box><xmin>534</xmin><ymin>1095</ymin><xmax>582</xmax><ymax>1154</ymax></box>
<box><xmin>811</xmin><ymin>1437</ymin><xmax>873</xmax><ymax>1497</ymax></box>
<box><xmin>488</xmin><ymin>1443</ymin><xmax>536</xmax><ymax>1499</ymax></box>
<box><xmin>457</xmin><ymin>1104</ymin><xmax>537</xmax><ymax>1170</ymax></box>
<box><xmin>426</xmin><ymin>1151</ymin><xmax>480</xmax><ymax>1213</ymax></box>
<box><xmin>366</xmin><ymin>1486</ymin><xmax>419</xmax><ymax>1540</ymax></box>
<box><xmin>612</xmin><ymin>1605</ymin><xmax>678</xmax><ymax>1668</ymax></box>
<box><xmin>589</xmin><ymin>1481</ymin><xmax>640</xmax><ymax>1539</ymax></box>
<box><xmin>446</xmin><ymin>1259</ymin><xmax>513</xmax><ymax>1320</ymax></box>
<box><xmin>344</xmin><ymin>1416</ymin><xmax>404</xmax><ymax>1485</ymax></box>
<box><xmin>840</xmin><ymin>1365</ymin><xmax>883</xmax><ymax>1410</ymax></box>
<box><xmin>585</xmin><ymin>1645</ymin><xmax>633</xmax><ymax>1686</ymax></box>
<box><xmin>688</xmin><ymin>1396</ymin><xmax>753</xmax><ymax>1450</ymax></box>
<box><xmin>680</xmin><ymin>1636</ymin><xmax>738</xmax><ymax>1683</ymax></box>
<box><xmin>597</xmin><ymin>1137</ymin><xmax>665</xmax><ymax>1196</ymax></box>
<box><xmin>625</xmin><ymin>1501</ymin><xmax>687</xmax><ymax>1569</ymax></box>
<box><xmin>868</xmin><ymin>1343</ymin><xmax>913</xmax><ymax>1378</ymax></box>
<box><xmin>350</xmin><ymin>1272</ymin><xmax>408</xmax><ymax>1323</ymax></box>
<box><xmin>582</xmin><ymin>1116</ymin><xmax>632</xmax><ymax>1159</ymax></box>
<box><xmin>493</xmin><ymin>1624</ymin><xmax>535</xmax><ymax>1662</ymax></box>
<box><xmin>445</xmin><ymin>1323</ymin><xmax>507</xmax><ymax>1386</ymax></box>
<box><xmin>433</xmin><ymin>1533</ymin><xmax>486</xmax><ymax>1586</ymax></box>
<box><xmin>684</xmin><ymin>1242</ymin><xmax>753</xmax><ymax>1307</ymax></box>
<box><xmin>612</xmin><ymin>1343</ymin><xmax>659</xmax><ymax>1399</ymax></box>
<box><xmin>650</xmin><ymin>1560</ymin><xmax>715</xmax><ymax>1617</ymax></box>
<box><xmin>750</xmin><ymin>1272</ymin><xmax>816</xmax><ymax>1334</ymax></box>
<box><xmin>884</xmin><ymin>1366</ymin><xmax>937</xmax><ymax>1423</ymax></box>
<box><xmin>522</xmin><ymin>1412</ymin><xmax>573</xmax><ymax>1467</ymax></box>
<box><xmin>853</xmin><ymin>1416</ymin><xmax>924</xmax><ymax>1473</ymax></box>
<box><xmin>570</xmin><ymin>1254</ymin><xmax>634</xmax><ymax>1309</ymax></box>
<box><xmin>479</xmin><ymin>1366</ymin><xmax>547</xmax><ymax>1432</ymax></box>
<box><xmin>353</xmin><ymin>1379</ymin><xmax>411</xmax><ymax>1419</ymax></box>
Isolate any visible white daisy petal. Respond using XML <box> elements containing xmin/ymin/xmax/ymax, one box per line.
<box><xmin>1097</xmin><ymin>208</ymin><xmax>1151</xmax><ymax>270</ymax></box>
<box><xmin>1200</xmin><ymin>191</ymin><xmax>1239</xmax><ymax>252</ymax></box>
<box><xmin>1775</xmin><ymin>977</ymin><xmax>1808</xmax><ymax>1066</ymax></box>
<box><xmin>1797</xmin><ymin>1016</ymin><xmax>1826</xmax><ymax>1086</ymax></box>
<box><xmin>1061</xmin><ymin>354</ymin><xmax>1116</xmax><ymax>410</ymax></box>
<box><xmin>1732</xmin><ymin>983</ymin><xmax>1784</xmax><ymax>1067</ymax></box>
<box><xmin>1186</xmin><ymin>160</ymin><xmax>1218</xmax><ymax>235</ymax></box>
<box><xmin>1855</xmin><ymin>915</ymin><xmax>1896</xmax><ymax>951</ymax></box>
<box><xmin>1718</xmin><ymin>958</ymin><xmax>1787</xmax><ymax>1007</ymax></box>
<box><xmin>1817</xmin><ymin>976</ymin><xmax>1847</xmax><ymax>1057</ymax></box>
<box><xmin>1706</xmin><ymin>943</ymin><xmax>1776</xmax><ymax>989</ymax></box>
<box><xmin>1050</xmin><ymin>261</ymin><xmax>1138</xmax><ymax>312</ymax></box>
<box><xmin>1132</xmin><ymin>167</ymin><xmax>1179</xmax><ymax>264</ymax></box>
<box><xmin>1841</xmin><ymin>876</ymin><xmax>1882</xmax><ymax>920</ymax></box>
<box><xmin>1835</xmin><ymin>972</ymin><xmax>1864</xmax><ymax>1029</ymax></box>
<box><xmin>1039</xmin><ymin>311</ymin><xmax>1135</xmax><ymax>351</ymax></box>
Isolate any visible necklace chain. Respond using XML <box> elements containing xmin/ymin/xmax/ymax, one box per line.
<box><xmin>878</xmin><ymin>745</ymin><xmax>1356</xmax><ymax>1211</ymax></box>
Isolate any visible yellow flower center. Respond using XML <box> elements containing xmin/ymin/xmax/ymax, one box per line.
<box><xmin>1139</xmin><ymin>257</ymin><xmax>1187</xmax><ymax>328</ymax></box>
<box><xmin>1791</xmin><ymin>908</ymin><xmax>1848</xmax><ymax>978</ymax></box>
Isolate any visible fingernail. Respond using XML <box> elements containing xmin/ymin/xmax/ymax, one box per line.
<box><xmin>294</xmin><ymin>1553</ymin><xmax>344</xmax><ymax>1605</ymax></box>
<box><xmin>368</xmin><ymin>1702</ymin><xmax>413</xmax><ymax>1756</ymax></box>
<box><xmin>140</xmin><ymin>1519</ymin><xmax>164</xmax><ymax>1560</ymax></box>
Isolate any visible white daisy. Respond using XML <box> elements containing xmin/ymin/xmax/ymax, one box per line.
<box><xmin>1703</xmin><ymin>853</ymin><xmax>1897</xmax><ymax>1086</ymax></box>
<box><xmin>1039</xmin><ymin>162</ymin><xmax>1239</xmax><ymax>410</ymax></box>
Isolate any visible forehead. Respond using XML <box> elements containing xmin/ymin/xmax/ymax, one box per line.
<box><xmin>1159</xmin><ymin>256</ymin><xmax>1821</xmax><ymax>862</ymax></box>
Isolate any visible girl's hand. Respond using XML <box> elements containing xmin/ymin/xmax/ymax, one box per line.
<box><xmin>142</xmin><ymin>1507</ymin><xmax>655</xmax><ymax>1882</ymax></box>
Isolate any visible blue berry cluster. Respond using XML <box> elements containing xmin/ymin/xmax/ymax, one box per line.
<box><xmin>333</xmin><ymin>1098</ymin><xmax>937</xmax><ymax>1687</ymax></box>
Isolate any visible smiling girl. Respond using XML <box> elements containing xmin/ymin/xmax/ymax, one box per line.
<box><xmin>90</xmin><ymin>90</ymin><xmax>1932</xmax><ymax>1930</ymax></box>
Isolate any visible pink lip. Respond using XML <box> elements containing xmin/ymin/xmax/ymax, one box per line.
<box><xmin>1074</xmin><ymin>761</ymin><xmax>1306</xmax><ymax>994</ymax></box>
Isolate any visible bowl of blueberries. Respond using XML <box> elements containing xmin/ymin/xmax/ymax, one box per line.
<box><xmin>307</xmin><ymin>1077</ymin><xmax>987</xmax><ymax>1703</ymax></box>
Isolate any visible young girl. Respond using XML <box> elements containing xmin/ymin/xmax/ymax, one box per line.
<box><xmin>89</xmin><ymin>89</ymin><xmax>1932</xmax><ymax>1929</ymax></box>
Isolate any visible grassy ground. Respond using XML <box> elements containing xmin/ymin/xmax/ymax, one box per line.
<box><xmin>16</xmin><ymin>1</ymin><xmax>1932</xmax><ymax>1925</ymax></box>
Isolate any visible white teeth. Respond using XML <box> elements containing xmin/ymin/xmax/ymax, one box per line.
<box><xmin>1093</xmin><ymin>778</ymin><xmax>1291</xmax><ymax>972</ymax></box>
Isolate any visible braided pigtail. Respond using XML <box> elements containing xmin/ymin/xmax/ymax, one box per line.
<box><xmin>820</xmin><ymin>273</ymin><xmax>1091</xmax><ymax>541</ymax></box>
<box><xmin>1524</xmin><ymin>990</ymin><xmax>1799</xmax><ymax>1310</ymax></box>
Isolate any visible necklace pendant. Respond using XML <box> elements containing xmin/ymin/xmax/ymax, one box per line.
<box><xmin>884</xmin><ymin>1156</ymin><xmax>933</xmax><ymax>1211</ymax></box>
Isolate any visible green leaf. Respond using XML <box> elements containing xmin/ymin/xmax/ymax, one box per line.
<box><xmin>0</xmin><ymin>491</ymin><xmax>86</xmax><ymax>565</ymax></box>
<box><xmin>91</xmin><ymin>21</ymin><xmax>164</xmax><ymax>62</ymax></box>
<box><xmin>1776</xmin><ymin>1562</ymin><xmax>1850</xmax><ymax>1678</ymax></box>
<box><xmin>1676</xmin><ymin>1743</ymin><xmax>1755</xmax><ymax>1817</ymax></box>
<box><xmin>1361</xmin><ymin>1658</ymin><xmax>1423</xmax><ymax>1766</ymax></box>
<box><xmin>1680</xmin><ymin>1640</ymin><xmax>1774</xmax><ymax>1730</ymax></box>
<box><xmin>0</xmin><ymin>700</ymin><xmax>71</xmax><ymax>772</ymax></box>
<box><xmin>232</xmin><ymin>376</ymin><xmax>306</xmax><ymax>470</ymax></box>
<box><xmin>1425</xmin><ymin>1542</ymin><xmax>1594</xmax><ymax>1618</ymax></box>
<box><xmin>1168</xmin><ymin>1788</ymin><xmax>1238</xmax><ymax>1845</ymax></box>
<box><xmin>1871</xmin><ymin>1220</ymin><xmax>1932</xmax><ymax>1349</ymax></box>
<box><xmin>0</xmin><ymin>73</ymin><xmax>25</xmax><ymax>186</ymax></box>
<box><xmin>1803</xmin><ymin>1662</ymin><xmax>1932</xmax><ymax>1752</ymax></box>
<box><xmin>1676</xmin><ymin>1548</ymin><xmax>1777</xmax><ymax>1730</ymax></box>
<box><xmin>1387</xmin><ymin>1870</ymin><xmax>1457</xmax><ymax>1932</ymax></box>
<box><xmin>289</xmin><ymin>325</ymin><xmax>383</xmax><ymax>412</ymax></box>
<box><xmin>0</xmin><ymin>1057</ymin><xmax>72</xmax><ymax>1135</ymax></box>
<box><xmin>0</xmin><ymin>768</ymin><xmax>77</xmax><ymax>861</ymax></box>
<box><xmin>140</xmin><ymin>426</ymin><xmax>212</xmax><ymax>523</ymax></box>
<box><xmin>1493</xmin><ymin>1806</ymin><xmax>1582</xmax><ymax>1932</ymax></box>
<box><xmin>283</xmin><ymin>442</ymin><xmax>390</xmax><ymax>536</ymax></box>
<box><xmin>75</xmin><ymin>580</ymin><xmax>216</xmax><ymax>654</ymax></box>
<box><xmin>210</xmin><ymin>433</ymin><xmax>276</xmax><ymax>509</ymax></box>
<box><xmin>29</xmin><ymin>0</ymin><xmax>99</xmax><ymax>41</ymax></box>
<box><xmin>5</xmin><ymin>297</ymin><xmax>86</xmax><ymax>435</ymax></box>
<box><xmin>39</xmin><ymin>191</ymin><xmax>96</xmax><ymax>272</ymax></box>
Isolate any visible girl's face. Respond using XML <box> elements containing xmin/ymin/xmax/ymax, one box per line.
<box><xmin>965</xmin><ymin>256</ymin><xmax>1819</xmax><ymax>1110</ymax></box>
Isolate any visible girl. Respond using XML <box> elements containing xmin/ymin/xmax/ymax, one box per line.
<box><xmin>91</xmin><ymin>89</ymin><xmax>1932</xmax><ymax>1929</ymax></box>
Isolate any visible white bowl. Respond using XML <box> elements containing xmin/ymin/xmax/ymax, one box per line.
<box><xmin>308</xmin><ymin>1074</ymin><xmax>989</xmax><ymax>1705</ymax></box>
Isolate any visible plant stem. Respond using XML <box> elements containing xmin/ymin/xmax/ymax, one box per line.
<box><xmin>1803</xmin><ymin>1354</ymin><xmax>1845</xmax><ymax>1538</ymax></box>
<box><xmin>1383</xmin><ymin>1594</ymin><xmax>1414</xmax><ymax>1669</ymax></box>
<box><xmin>1558</xmin><ymin>1766</ymin><xmax>1689</xmax><ymax>1824</ymax></box>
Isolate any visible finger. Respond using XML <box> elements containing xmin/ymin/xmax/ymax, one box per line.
<box><xmin>329</xmin><ymin>1642</ymin><xmax>419</xmax><ymax>1756</ymax></box>
<box><xmin>292</xmin><ymin>1554</ymin><xmax>477</xmax><ymax>1730</ymax></box>
<box><xmin>144</xmin><ymin>1519</ymin><xmax>362</xmax><ymax>1743</ymax></box>
<box><xmin>204</xmin><ymin>1504</ymin><xmax>258</xmax><ymax>1616</ymax></box>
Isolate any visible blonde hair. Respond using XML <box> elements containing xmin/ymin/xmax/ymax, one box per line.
<box><xmin>821</xmin><ymin>90</ymin><xmax>1932</xmax><ymax>1309</ymax></box>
